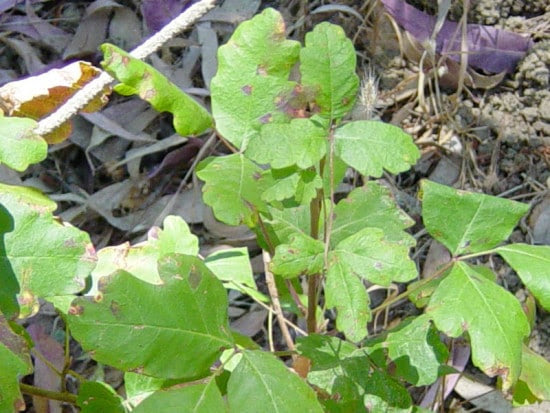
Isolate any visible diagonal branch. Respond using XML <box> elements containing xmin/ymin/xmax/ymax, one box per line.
<box><xmin>35</xmin><ymin>0</ymin><xmax>217</xmax><ymax>137</ymax></box>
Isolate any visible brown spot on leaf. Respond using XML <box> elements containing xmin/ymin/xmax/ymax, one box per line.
<box><xmin>253</xmin><ymin>172</ymin><xmax>262</xmax><ymax>180</ymax></box>
<box><xmin>259</xmin><ymin>113</ymin><xmax>272</xmax><ymax>124</ymax></box>
<box><xmin>241</xmin><ymin>85</ymin><xmax>253</xmax><ymax>95</ymax></box>
<box><xmin>110</xmin><ymin>300</ymin><xmax>120</xmax><ymax>316</ymax></box>
<box><xmin>188</xmin><ymin>266</ymin><xmax>201</xmax><ymax>290</ymax></box>
<box><xmin>94</xmin><ymin>292</ymin><xmax>103</xmax><ymax>302</ymax></box>
<box><xmin>486</xmin><ymin>365</ymin><xmax>509</xmax><ymax>380</ymax></box>
<box><xmin>256</xmin><ymin>65</ymin><xmax>268</xmax><ymax>76</ymax></box>
<box><xmin>142</xmin><ymin>89</ymin><xmax>156</xmax><ymax>100</ymax></box>
<box><xmin>69</xmin><ymin>305</ymin><xmax>84</xmax><ymax>316</ymax></box>
<box><xmin>122</xmin><ymin>56</ymin><xmax>130</xmax><ymax>66</ymax></box>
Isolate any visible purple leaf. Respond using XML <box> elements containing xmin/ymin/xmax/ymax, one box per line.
<box><xmin>141</xmin><ymin>0</ymin><xmax>197</xmax><ymax>32</ymax></box>
<box><xmin>380</xmin><ymin>0</ymin><xmax>533</xmax><ymax>73</ymax></box>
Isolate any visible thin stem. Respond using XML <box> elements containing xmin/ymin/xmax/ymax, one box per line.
<box><xmin>263</xmin><ymin>250</ymin><xmax>296</xmax><ymax>351</ymax></box>
<box><xmin>372</xmin><ymin>260</ymin><xmax>454</xmax><ymax>316</ymax></box>
<box><xmin>19</xmin><ymin>383</ymin><xmax>78</xmax><ymax>405</ymax></box>
<box><xmin>307</xmin><ymin>181</ymin><xmax>323</xmax><ymax>334</ymax></box>
<box><xmin>31</xmin><ymin>349</ymin><xmax>62</xmax><ymax>378</ymax></box>
<box><xmin>257</xmin><ymin>214</ymin><xmax>275</xmax><ymax>256</ymax></box>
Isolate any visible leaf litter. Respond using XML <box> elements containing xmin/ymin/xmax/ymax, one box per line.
<box><xmin>0</xmin><ymin>0</ymin><xmax>549</xmax><ymax>410</ymax></box>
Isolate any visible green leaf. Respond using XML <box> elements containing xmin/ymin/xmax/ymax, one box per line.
<box><xmin>0</xmin><ymin>184</ymin><xmax>95</xmax><ymax>318</ymax></box>
<box><xmin>325</xmin><ymin>259</ymin><xmax>370</xmax><ymax>342</ymax></box>
<box><xmin>197</xmin><ymin>154</ymin><xmax>268</xmax><ymax>227</ymax></box>
<box><xmin>227</xmin><ymin>349</ymin><xmax>323</xmax><ymax>413</ymax></box>
<box><xmin>296</xmin><ymin>334</ymin><xmax>357</xmax><ymax>392</ymax></box>
<box><xmin>270</xmin><ymin>232</ymin><xmax>324</xmax><ymax>278</ymax></box>
<box><xmin>211</xmin><ymin>8</ymin><xmax>300</xmax><ymax>149</ymax></box>
<box><xmin>300</xmin><ymin>22</ymin><xmax>359</xmax><ymax>121</ymax></box>
<box><xmin>261</xmin><ymin>167</ymin><xmax>322</xmax><ymax>206</ymax></box>
<box><xmin>68</xmin><ymin>254</ymin><xmax>233</xmax><ymax>379</ymax></box>
<box><xmin>0</xmin><ymin>315</ymin><xmax>32</xmax><ymax>413</ymax></box>
<box><xmin>514</xmin><ymin>345</ymin><xmax>550</xmax><ymax>404</ymax></box>
<box><xmin>263</xmin><ymin>204</ymin><xmax>312</xmax><ymax>245</ymax></box>
<box><xmin>0</xmin><ymin>116</ymin><xmax>46</xmax><ymax>171</ymax></box>
<box><xmin>246</xmin><ymin>118</ymin><xmax>327</xmax><ymax>169</ymax></box>
<box><xmin>496</xmin><ymin>244</ymin><xmax>550</xmax><ymax>311</ymax></box>
<box><xmin>330</xmin><ymin>227</ymin><xmax>417</xmax><ymax>286</ymax></box>
<box><xmin>360</xmin><ymin>370</ymin><xmax>412</xmax><ymax>411</ymax></box>
<box><xmin>331</xmin><ymin>182</ymin><xmax>416</xmax><ymax>247</ymax></box>
<box><xmin>296</xmin><ymin>334</ymin><xmax>364</xmax><ymax>412</ymax></box>
<box><xmin>133</xmin><ymin>379</ymin><xmax>226</xmax><ymax>413</ymax></box>
<box><xmin>297</xmin><ymin>335</ymin><xmax>412</xmax><ymax>411</ymax></box>
<box><xmin>77</xmin><ymin>382</ymin><xmax>125</xmax><ymax>413</ymax></box>
<box><xmin>377</xmin><ymin>315</ymin><xmax>448</xmax><ymax>386</ymax></box>
<box><xmin>101</xmin><ymin>43</ymin><xmax>212</xmax><ymax>136</ymax></box>
<box><xmin>426</xmin><ymin>262</ymin><xmax>530</xmax><ymax>390</ymax></box>
<box><xmin>334</xmin><ymin>121</ymin><xmax>419</xmax><ymax>177</ymax></box>
<box><xmin>421</xmin><ymin>180</ymin><xmax>529</xmax><ymax>256</ymax></box>
<box><xmin>205</xmin><ymin>247</ymin><xmax>256</xmax><ymax>288</ymax></box>
<box><xmin>89</xmin><ymin>215</ymin><xmax>198</xmax><ymax>292</ymax></box>
<box><xmin>125</xmin><ymin>372</ymin><xmax>171</xmax><ymax>406</ymax></box>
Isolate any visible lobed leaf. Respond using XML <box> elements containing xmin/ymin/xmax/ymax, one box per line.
<box><xmin>0</xmin><ymin>184</ymin><xmax>95</xmax><ymax>318</ymax></box>
<box><xmin>325</xmin><ymin>259</ymin><xmax>371</xmax><ymax>342</ymax></box>
<box><xmin>197</xmin><ymin>154</ymin><xmax>268</xmax><ymax>227</ymax></box>
<box><xmin>374</xmin><ymin>315</ymin><xmax>448</xmax><ymax>386</ymax></box>
<box><xmin>496</xmin><ymin>243</ymin><xmax>550</xmax><ymax>311</ymax></box>
<box><xmin>296</xmin><ymin>335</ymin><xmax>412</xmax><ymax>411</ymax></box>
<box><xmin>211</xmin><ymin>8</ymin><xmax>300</xmax><ymax>149</ymax></box>
<box><xmin>68</xmin><ymin>254</ymin><xmax>233</xmax><ymax>379</ymax></box>
<box><xmin>89</xmin><ymin>215</ymin><xmax>198</xmax><ymax>293</ymax></box>
<box><xmin>334</xmin><ymin>120</ymin><xmax>420</xmax><ymax>178</ymax></box>
<box><xmin>0</xmin><ymin>315</ymin><xmax>32</xmax><ymax>413</ymax></box>
<box><xmin>426</xmin><ymin>262</ymin><xmax>530</xmax><ymax>390</ymax></box>
<box><xmin>261</xmin><ymin>204</ymin><xmax>312</xmax><ymax>246</ymax></box>
<box><xmin>300</xmin><ymin>22</ymin><xmax>359</xmax><ymax>121</ymax></box>
<box><xmin>329</xmin><ymin>227</ymin><xmax>417</xmax><ymax>287</ymax></box>
<box><xmin>101</xmin><ymin>43</ymin><xmax>212</xmax><ymax>136</ymax></box>
<box><xmin>296</xmin><ymin>334</ymin><xmax>364</xmax><ymax>411</ymax></box>
<box><xmin>246</xmin><ymin>118</ymin><xmax>327</xmax><ymax>169</ymax></box>
<box><xmin>261</xmin><ymin>167</ymin><xmax>323</xmax><ymax>206</ymax></box>
<box><xmin>421</xmin><ymin>180</ymin><xmax>529</xmax><ymax>256</ymax></box>
<box><xmin>270</xmin><ymin>232</ymin><xmax>324</xmax><ymax>278</ymax></box>
<box><xmin>0</xmin><ymin>116</ymin><xmax>46</xmax><ymax>171</ymax></box>
<box><xmin>132</xmin><ymin>379</ymin><xmax>225</xmax><ymax>413</ymax></box>
<box><xmin>227</xmin><ymin>349</ymin><xmax>323</xmax><ymax>413</ymax></box>
<box><xmin>331</xmin><ymin>182</ymin><xmax>416</xmax><ymax>247</ymax></box>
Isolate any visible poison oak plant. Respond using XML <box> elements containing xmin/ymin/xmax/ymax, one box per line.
<box><xmin>0</xmin><ymin>6</ymin><xmax>549</xmax><ymax>413</ymax></box>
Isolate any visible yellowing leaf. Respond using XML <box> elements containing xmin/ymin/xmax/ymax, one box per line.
<box><xmin>0</xmin><ymin>61</ymin><xmax>110</xmax><ymax>143</ymax></box>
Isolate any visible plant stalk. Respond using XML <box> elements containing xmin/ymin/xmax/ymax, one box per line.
<box><xmin>19</xmin><ymin>383</ymin><xmax>78</xmax><ymax>405</ymax></box>
<box><xmin>307</xmin><ymin>184</ymin><xmax>323</xmax><ymax>334</ymax></box>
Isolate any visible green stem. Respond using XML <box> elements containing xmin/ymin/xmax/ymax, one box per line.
<box><xmin>307</xmin><ymin>164</ymin><xmax>324</xmax><ymax>334</ymax></box>
<box><xmin>19</xmin><ymin>383</ymin><xmax>78</xmax><ymax>404</ymax></box>
<box><xmin>372</xmin><ymin>260</ymin><xmax>454</xmax><ymax>316</ymax></box>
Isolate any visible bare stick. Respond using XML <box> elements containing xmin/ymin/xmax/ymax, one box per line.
<box><xmin>35</xmin><ymin>0</ymin><xmax>217</xmax><ymax>137</ymax></box>
<box><xmin>263</xmin><ymin>250</ymin><xmax>296</xmax><ymax>352</ymax></box>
